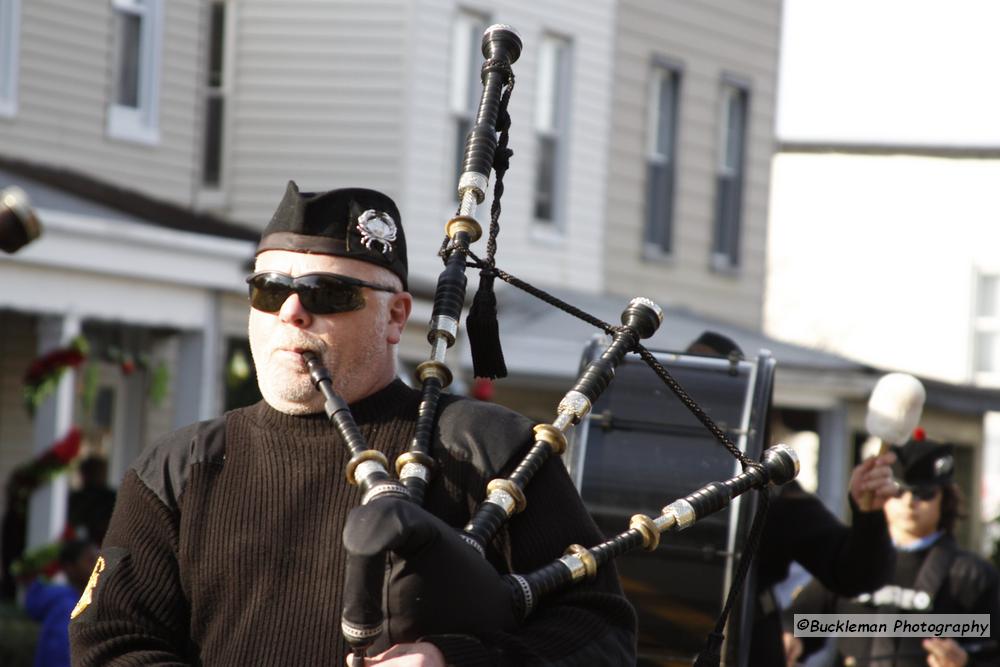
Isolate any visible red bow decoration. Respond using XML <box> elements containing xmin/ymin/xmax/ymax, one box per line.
<box><xmin>23</xmin><ymin>337</ymin><xmax>88</xmax><ymax>415</ymax></box>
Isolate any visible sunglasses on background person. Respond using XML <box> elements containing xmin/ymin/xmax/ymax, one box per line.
<box><xmin>247</xmin><ymin>271</ymin><xmax>397</xmax><ymax>315</ymax></box>
<box><xmin>894</xmin><ymin>484</ymin><xmax>941</xmax><ymax>501</ymax></box>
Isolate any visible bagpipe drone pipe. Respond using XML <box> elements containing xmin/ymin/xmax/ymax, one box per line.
<box><xmin>302</xmin><ymin>24</ymin><xmax>799</xmax><ymax>667</ymax></box>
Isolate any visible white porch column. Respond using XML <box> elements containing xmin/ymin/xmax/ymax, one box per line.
<box><xmin>982</xmin><ymin>412</ymin><xmax>1000</xmax><ymax>554</ymax></box>
<box><xmin>173</xmin><ymin>291</ymin><xmax>223</xmax><ymax>428</ymax></box>
<box><xmin>27</xmin><ymin>313</ymin><xmax>81</xmax><ymax>550</ymax></box>
<box><xmin>816</xmin><ymin>406</ymin><xmax>850</xmax><ymax>516</ymax></box>
<box><xmin>200</xmin><ymin>292</ymin><xmax>223</xmax><ymax>420</ymax></box>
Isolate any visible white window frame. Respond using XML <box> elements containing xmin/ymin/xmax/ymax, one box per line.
<box><xmin>449</xmin><ymin>9</ymin><xmax>491</xmax><ymax>196</ymax></box>
<box><xmin>106</xmin><ymin>0</ymin><xmax>163</xmax><ymax>145</ymax></box>
<box><xmin>643</xmin><ymin>61</ymin><xmax>681</xmax><ymax>258</ymax></box>
<box><xmin>711</xmin><ymin>78</ymin><xmax>749</xmax><ymax>271</ymax></box>
<box><xmin>0</xmin><ymin>0</ymin><xmax>20</xmax><ymax>117</ymax></box>
<box><xmin>533</xmin><ymin>34</ymin><xmax>571</xmax><ymax>228</ymax></box>
<box><xmin>973</xmin><ymin>272</ymin><xmax>1000</xmax><ymax>383</ymax></box>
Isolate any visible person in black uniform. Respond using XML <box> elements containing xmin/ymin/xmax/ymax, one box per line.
<box><xmin>67</xmin><ymin>457</ymin><xmax>117</xmax><ymax>546</ymax></box>
<box><xmin>69</xmin><ymin>183</ymin><xmax>636</xmax><ymax>666</ymax></box>
<box><xmin>687</xmin><ymin>332</ymin><xmax>898</xmax><ymax>667</ymax></box>
<box><xmin>788</xmin><ymin>437</ymin><xmax>1000</xmax><ymax>667</ymax></box>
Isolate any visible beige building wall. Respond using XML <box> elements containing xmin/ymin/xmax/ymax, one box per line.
<box><xmin>0</xmin><ymin>0</ymin><xmax>207</xmax><ymax>204</ymax></box>
<box><xmin>605</xmin><ymin>0</ymin><xmax>782</xmax><ymax>328</ymax></box>
<box><xmin>221</xmin><ymin>0</ymin><xmax>616</xmax><ymax>295</ymax></box>
<box><xmin>222</xmin><ymin>0</ymin><xmax>409</xmax><ymax>231</ymax></box>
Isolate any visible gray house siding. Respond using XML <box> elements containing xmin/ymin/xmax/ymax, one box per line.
<box><xmin>223</xmin><ymin>0</ymin><xmax>409</xmax><ymax>231</ymax></box>
<box><xmin>0</xmin><ymin>0</ymin><xmax>206</xmax><ymax>205</ymax></box>
<box><xmin>225</xmin><ymin>0</ymin><xmax>615</xmax><ymax>295</ymax></box>
<box><xmin>605</xmin><ymin>0</ymin><xmax>782</xmax><ymax>329</ymax></box>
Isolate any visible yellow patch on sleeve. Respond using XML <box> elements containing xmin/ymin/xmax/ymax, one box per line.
<box><xmin>71</xmin><ymin>555</ymin><xmax>106</xmax><ymax>620</ymax></box>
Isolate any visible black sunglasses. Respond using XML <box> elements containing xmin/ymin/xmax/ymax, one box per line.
<box><xmin>895</xmin><ymin>484</ymin><xmax>941</xmax><ymax>501</ymax></box>
<box><xmin>246</xmin><ymin>271</ymin><xmax>397</xmax><ymax>315</ymax></box>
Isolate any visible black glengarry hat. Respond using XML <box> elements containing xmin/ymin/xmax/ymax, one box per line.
<box><xmin>257</xmin><ymin>181</ymin><xmax>408</xmax><ymax>289</ymax></box>
<box><xmin>891</xmin><ymin>437</ymin><xmax>955</xmax><ymax>487</ymax></box>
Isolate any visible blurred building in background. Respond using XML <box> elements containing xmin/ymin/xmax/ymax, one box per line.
<box><xmin>0</xmin><ymin>0</ymin><xmax>259</xmax><ymax>554</ymax></box>
<box><xmin>0</xmin><ymin>0</ymin><xmax>996</xmax><ymax>569</ymax></box>
<box><xmin>0</xmin><ymin>0</ymin><xmax>785</xmax><ymax>549</ymax></box>
<box><xmin>766</xmin><ymin>0</ymin><xmax>1000</xmax><ymax>552</ymax></box>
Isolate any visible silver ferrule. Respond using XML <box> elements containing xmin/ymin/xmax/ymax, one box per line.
<box><xmin>629</xmin><ymin>296</ymin><xmax>665</xmax><ymax>324</ymax></box>
<box><xmin>341</xmin><ymin>619</ymin><xmax>384</xmax><ymax>642</ymax></box>
<box><xmin>509</xmin><ymin>574</ymin><xmax>536</xmax><ymax>616</ymax></box>
<box><xmin>556</xmin><ymin>390</ymin><xmax>592</xmax><ymax>425</ymax></box>
<box><xmin>460</xmin><ymin>533</ymin><xmax>486</xmax><ymax>558</ymax></box>
<box><xmin>664</xmin><ymin>499</ymin><xmax>697</xmax><ymax>530</ymax></box>
<box><xmin>552</xmin><ymin>413</ymin><xmax>574</xmax><ymax>432</ymax></box>
<box><xmin>654</xmin><ymin>511</ymin><xmax>678</xmax><ymax>533</ymax></box>
<box><xmin>355</xmin><ymin>460</ymin><xmax>386</xmax><ymax>485</ymax></box>
<box><xmin>485</xmin><ymin>23</ymin><xmax>520</xmax><ymax>36</ymax></box>
<box><xmin>458</xmin><ymin>172</ymin><xmax>488</xmax><ymax>209</ymax></box>
<box><xmin>430</xmin><ymin>337</ymin><xmax>449</xmax><ymax>363</ymax></box>
<box><xmin>770</xmin><ymin>443</ymin><xmax>801</xmax><ymax>483</ymax></box>
<box><xmin>428</xmin><ymin>315</ymin><xmax>459</xmax><ymax>347</ymax></box>
<box><xmin>362</xmin><ymin>482</ymin><xmax>407</xmax><ymax>506</ymax></box>
<box><xmin>558</xmin><ymin>553</ymin><xmax>588</xmax><ymax>582</ymax></box>
<box><xmin>399</xmin><ymin>462</ymin><xmax>430</xmax><ymax>483</ymax></box>
<box><xmin>486</xmin><ymin>489</ymin><xmax>517</xmax><ymax>517</ymax></box>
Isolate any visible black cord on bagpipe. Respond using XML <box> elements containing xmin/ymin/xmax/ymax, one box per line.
<box><xmin>694</xmin><ymin>486</ymin><xmax>770</xmax><ymax>666</ymax></box>
<box><xmin>464</xmin><ymin>255</ymin><xmax>772</xmax><ymax>665</ymax></box>
<box><xmin>467</xmin><ymin>259</ymin><xmax>755</xmax><ymax>469</ymax></box>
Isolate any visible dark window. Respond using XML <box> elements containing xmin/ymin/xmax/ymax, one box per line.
<box><xmin>644</xmin><ymin>66</ymin><xmax>680</xmax><ymax>254</ymax></box>
<box><xmin>115</xmin><ymin>12</ymin><xmax>142</xmax><ymax>107</ymax></box>
<box><xmin>201</xmin><ymin>1</ymin><xmax>227</xmax><ymax>187</ymax></box>
<box><xmin>224</xmin><ymin>338</ymin><xmax>261</xmax><ymax>411</ymax></box>
<box><xmin>533</xmin><ymin>35</ymin><xmax>570</xmax><ymax>224</ymax></box>
<box><xmin>202</xmin><ymin>96</ymin><xmax>224</xmax><ymax>186</ymax></box>
<box><xmin>712</xmin><ymin>82</ymin><xmax>749</xmax><ymax>270</ymax></box>
<box><xmin>534</xmin><ymin>134</ymin><xmax>557</xmax><ymax>221</ymax></box>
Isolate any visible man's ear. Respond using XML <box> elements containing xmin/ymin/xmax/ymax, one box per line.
<box><xmin>386</xmin><ymin>291</ymin><xmax>412</xmax><ymax>345</ymax></box>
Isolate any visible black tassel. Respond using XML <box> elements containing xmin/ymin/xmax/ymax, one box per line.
<box><xmin>693</xmin><ymin>631</ymin><xmax>724</xmax><ymax>667</ymax></box>
<box><xmin>466</xmin><ymin>269</ymin><xmax>507</xmax><ymax>379</ymax></box>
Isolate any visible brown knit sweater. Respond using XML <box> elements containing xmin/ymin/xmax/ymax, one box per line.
<box><xmin>69</xmin><ymin>380</ymin><xmax>636</xmax><ymax>666</ymax></box>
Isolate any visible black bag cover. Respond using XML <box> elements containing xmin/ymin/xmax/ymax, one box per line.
<box><xmin>341</xmin><ymin>495</ymin><xmax>518</xmax><ymax>649</ymax></box>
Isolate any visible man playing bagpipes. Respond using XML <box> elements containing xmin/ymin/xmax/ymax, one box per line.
<box><xmin>68</xmin><ymin>182</ymin><xmax>638</xmax><ymax>666</ymax></box>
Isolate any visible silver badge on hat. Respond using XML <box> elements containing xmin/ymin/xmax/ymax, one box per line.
<box><xmin>933</xmin><ymin>455</ymin><xmax>953</xmax><ymax>478</ymax></box>
<box><xmin>356</xmin><ymin>209</ymin><xmax>397</xmax><ymax>255</ymax></box>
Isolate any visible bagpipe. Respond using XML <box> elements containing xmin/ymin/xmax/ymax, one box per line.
<box><xmin>303</xmin><ymin>24</ymin><xmax>799</xmax><ymax>666</ymax></box>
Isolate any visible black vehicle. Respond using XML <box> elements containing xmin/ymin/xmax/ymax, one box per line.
<box><xmin>566</xmin><ymin>341</ymin><xmax>776</xmax><ymax>667</ymax></box>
